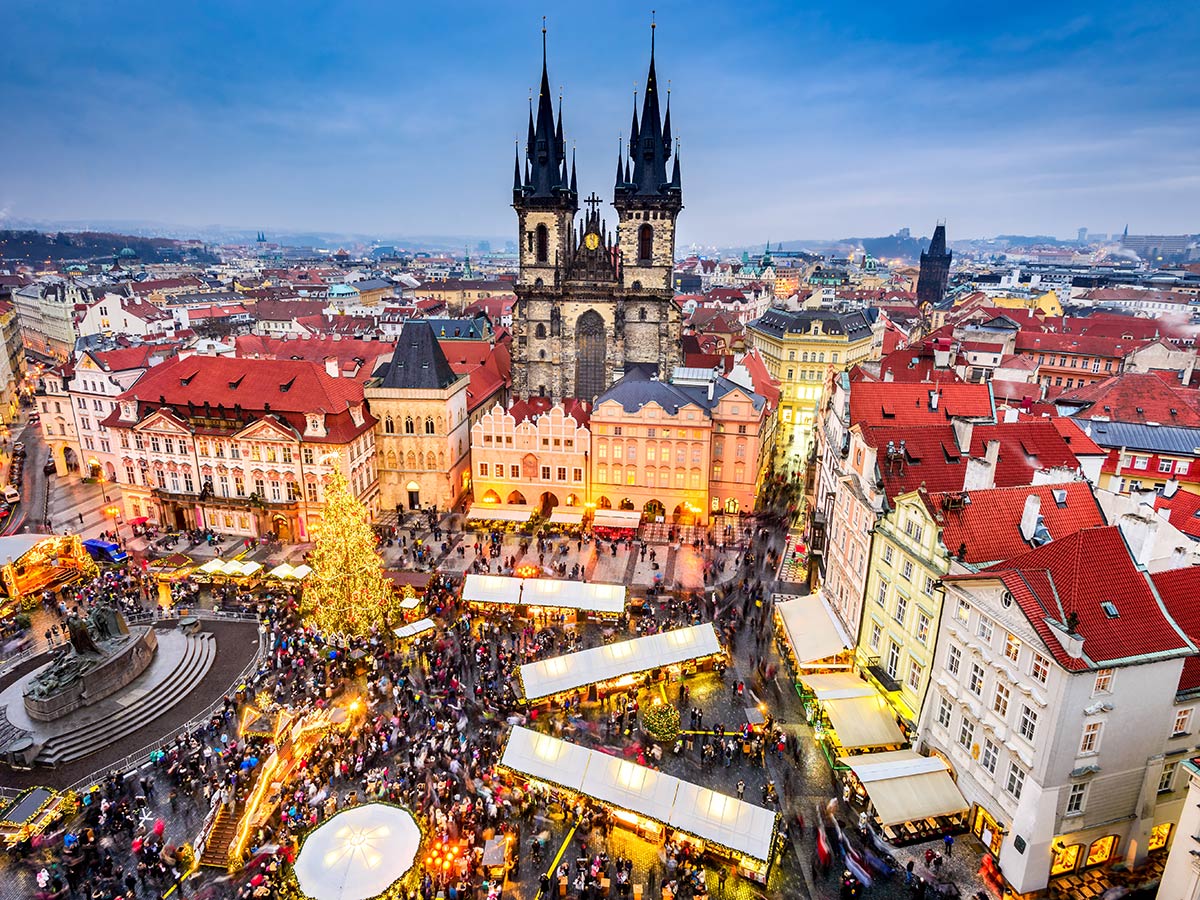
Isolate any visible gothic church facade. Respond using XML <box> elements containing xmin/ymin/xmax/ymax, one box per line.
<box><xmin>511</xmin><ymin>29</ymin><xmax>683</xmax><ymax>404</ymax></box>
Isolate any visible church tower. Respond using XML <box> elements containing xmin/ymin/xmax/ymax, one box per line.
<box><xmin>511</xmin><ymin>24</ymin><xmax>682</xmax><ymax>403</ymax></box>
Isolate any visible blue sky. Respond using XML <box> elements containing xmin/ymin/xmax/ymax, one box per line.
<box><xmin>2</xmin><ymin>0</ymin><xmax>1198</xmax><ymax>246</ymax></box>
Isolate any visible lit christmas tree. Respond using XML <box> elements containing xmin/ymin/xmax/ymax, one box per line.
<box><xmin>301</xmin><ymin>466</ymin><xmax>400</xmax><ymax>638</ymax></box>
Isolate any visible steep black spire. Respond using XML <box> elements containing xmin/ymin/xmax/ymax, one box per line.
<box><xmin>512</xmin><ymin>144</ymin><xmax>523</xmax><ymax>198</ymax></box>
<box><xmin>614</xmin><ymin>139</ymin><xmax>625</xmax><ymax>190</ymax></box>
<box><xmin>616</xmin><ymin>18</ymin><xmax>680</xmax><ymax>205</ymax></box>
<box><xmin>917</xmin><ymin>222</ymin><xmax>952</xmax><ymax>306</ymax></box>
<box><xmin>928</xmin><ymin>223</ymin><xmax>948</xmax><ymax>256</ymax></box>
<box><xmin>670</xmin><ymin>141</ymin><xmax>681</xmax><ymax>190</ymax></box>
<box><xmin>570</xmin><ymin>149</ymin><xmax>578</xmax><ymax>195</ymax></box>
<box><xmin>517</xmin><ymin>22</ymin><xmax>575</xmax><ymax>206</ymax></box>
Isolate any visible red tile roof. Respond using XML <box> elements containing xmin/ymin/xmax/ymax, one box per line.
<box><xmin>254</xmin><ymin>299</ymin><xmax>329</xmax><ymax>322</ymax></box>
<box><xmin>232</xmin><ymin>335</ymin><xmax>391</xmax><ymax>382</ymax></box>
<box><xmin>508</xmin><ymin>397</ymin><xmax>592</xmax><ymax>428</ymax></box>
<box><xmin>1153</xmin><ymin>488</ymin><xmax>1200</xmax><ymax>540</ymax></box>
<box><xmin>1047</xmin><ymin>417</ymin><xmax>1107</xmax><ymax>456</ymax></box>
<box><xmin>949</xmin><ymin>526</ymin><xmax>1195</xmax><ymax>671</ymax></box>
<box><xmin>925</xmin><ymin>482</ymin><xmax>1104</xmax><ymax>567</ymax></box>
<box><xmin>1150</xmin><ymin>567</ymin><xmax>1200</xmax><ymax>692</ymax></box>
<box><xmin>1056</xmin><ymin>372</ymin><xmax>1200</xmax><ymax>426</ymax></box>
<box><xmin>849</xmin><ymin>382</ymin><xmax>994</xmax><ymax>427</ymax></box>
<box><xmin>104</xmin><ymin>355</ymin><xmax>373</xmax><ymax>444</ymax></box>
<box><xmin>1015</xmin><ymin>331</ymin><xmax>1146</xmax><ymax>358</ymax></box>
<box><xmin>90</xmin><ymin>344</ymin><xmax>181</xmax><ymax>372</ymax></box>
<box><xmin>738</xmin><ymin>349</ymin><xmax>781</xmax><ymax>410</ymax></box>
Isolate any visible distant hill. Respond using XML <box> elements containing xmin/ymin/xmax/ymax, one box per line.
<box><xmin>0</xmin><ymin>229</ymin><xmax>217</xmax><ymax>265</ymax></box>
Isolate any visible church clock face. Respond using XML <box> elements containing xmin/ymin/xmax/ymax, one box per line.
<box><xmin>584</xmin><ymin>231</ymin><xmax>601</xmax><ymax>251</ymax></box>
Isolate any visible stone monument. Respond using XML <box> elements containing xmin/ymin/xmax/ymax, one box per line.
<box><xmin>22</xmin><ymin>600</ymin><xmax>158</xmax><ymax>722</ymax></box>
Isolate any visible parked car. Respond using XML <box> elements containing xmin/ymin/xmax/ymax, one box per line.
<box><xmin>3</xmin><ymin>486</ymin><xmax>19</xmax><ymax>504</ymax></box>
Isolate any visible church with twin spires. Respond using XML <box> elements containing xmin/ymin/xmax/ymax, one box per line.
<box><xmin>510</xmin><ymin>26</ymin><xmax>683</xmax><ymax>404</ymax></box>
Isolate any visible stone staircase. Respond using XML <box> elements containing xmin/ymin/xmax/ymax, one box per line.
<box><xmin>34</xmin><ymin>631</ymin><xmax>217</xmax><ymax>767</ymax></box>
<box><xmin>199</xmin><ymin>799</ymin><xmax>244</xmax><ymax>869</ymax></box>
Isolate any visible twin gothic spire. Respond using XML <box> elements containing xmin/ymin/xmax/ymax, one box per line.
<box><xmin>514</xmin><ymin>22</ymin><xmax>680</xmax><ymax>210</ymax></box>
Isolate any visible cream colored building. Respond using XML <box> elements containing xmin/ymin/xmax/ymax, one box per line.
<box><xmin>365</xmin><ymin>320</ymin><xmax>471</xmax><ymax>513</ymax></box>
<box><xmin>469</xmin><ymin>402</ymin><xmax>590</xmax><ymax>510</ymax></box>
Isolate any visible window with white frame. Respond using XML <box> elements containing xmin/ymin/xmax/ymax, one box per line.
<box><xmin>916</xmin><ymin>611</ymin><xmax>931</xmax><ymax>645</ymax></box>
<box><xmin>869</xmin><ymin>622</ymin><xmax>882</xmax><ymax>650</ymax></box>
<box><xmin>883</xmin><ymin>544</ymin><xmax>894</xmax><ymax>565</ymax></box>
<box><xmin>923</xmin><ymin>575</ymin><xmax>936</xmax><ymax>597</ymax></box>
<box><xmin>907</xmin><ymin>659</ymin><xmax>923</xmax><ymax>692</ymax></box>
<box><xmin>937</xmin><ymin>696</ymin><xmax>952</xmax><ymax>728</ymax></box>
<box><xmin>1094</xmin><ymin>669</ymin><xmax>1113</xmax><ymax>694</ymax></box>
<box><xmin>1004</xmin><ymin>633</ymin><xmax>1021</xmax><ymax>662</ymax></box>
<box><xmin>969</xmin><ymin>663</ymin><xmax>985</xmax><ymax>696</ymax></box>
<box><xmin>1031</xmin><ymin>652</ymin><xmax>1050</xmax><ymax>684</ymax></box>
<box><xmin>1080</xmin><ymin>721</ymin><xmax>1103</xmax><ymax>754</ymax></box>
<box><xmin>1173</xmin><ymin>708</ymin><xmax>1192</xmax><ymax>737</ymax></box>
<box><xmin>877</xmin><ymin>580</ymin><xmax>888</xmax><ymax>606</ymax></box>
<box><xmin>955</xmin><ymin>598</ymin><xmax>970</xmax><ymax>623</ymax></box>
<box><xmin>1159</xmin><ymin>459</ymin><xmax>1173</xmax><ymax>473</ymax></box>
<box><xmin>947</xmin><ymin>644</ymin><xmax>961</xmax><ymax>676</ymax></box>
<box><xmin>1018</xmin><ymin>704</ymin><xmax>1038</xmax><ymax>741</ymax></box>
<box><xmin>1005</xmin><ymin>762</ymin><xmax>1026</xmax><ymax>800</ymax></box>
<box><xmin>901</xmin><ymin>559</ymin><xmax>914</xmax><ymax>581</ymax></box>
<box><xmin>977</xmin><ymin>616</ymin><xmax>995</xmax><ymax>643</ymax></box>
<box><xmin>886</xmin><ymin>641</ymin><xmax>900</xmax><ymax>679</ymax></box>
<box><xmin>1159</xmin><ymin>760</ymin><xmax>1178</xmax><ymax>793</ymax></box>
<box><xmin>958</xmin><ymin>718</ymin><xmax>975</xmax><ymax>750</ymax></box>
<box><xmin>1066</xmin><ymin>783</ymin><xmax>1087</xmax><ymax>815</ymax></box>
<box><xmin>894</xmin><ymin>595</ymin><xmax>907</xmax><ymax>625</ymax></box>
<box><xmin>993</xmin><ymin>683</ymin><xmax>1010</xmax><ymax>718</ymax></box>
<box><xmin>981</xmin><ymin>739</ymin><xmax>998</xmax><ymax>774</ymax></box>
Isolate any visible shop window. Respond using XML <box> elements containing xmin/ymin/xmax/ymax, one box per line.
<box><xmin>1148</xmin><ymin>823</ymin><xmax>1172</xmax><ymax>852</ymax></box>
<box><xmin>1050</xmin><ymin>843</ymin><xmax>1082</xmax><ymax>876</ymax></box>
<box><xmin>1084</xmin><ymin>836</ymin><xmax>1117</xmax><ymax>868</ymax></box>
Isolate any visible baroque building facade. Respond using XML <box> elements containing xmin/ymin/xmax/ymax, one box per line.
<box><xmin>510</xmin><ymin>30</ymin><xmax>682</xmax><ymax>403</ymax></box>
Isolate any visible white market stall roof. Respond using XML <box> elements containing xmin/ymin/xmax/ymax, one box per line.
<box><xmin>823</xmin><ymin>694</ymin><xmax>906</xmax><ymax>750</ymax></box>
<box><xmin>398</xmin><ymin>593</ymin><xmax>421</xmax><ymax>610</ymax></box>
<box><xmin>519</xmin><ymin>623</ymin><xmax>722</xmax><ymax>701</ymax></box>
<box><xmin>293</xmin><ymin>802</ymin><xmax>421</xmax><ymax>900</ymax></box>
<box><xmin>269</xmin><ymin>562</ymin><xmax>313</xmax><ymax>580</ymax></box>
<box><xmin>799</xmin><ymin>672</ymin><xmax>876</xmax><ymax>701</ymax></box>
<box><xmin>549</xmin><ymin>508</ymin><xmax>585</xmax><ymax>526</ymax></box>
<box><xmin>463</xmin><ymin>574</ymin><xmax>626</xmax><ymax>615</ymax></box>
<box><xmin>219</xmin><ymin>559</ymin><xmax>262</xmax><ymax>577</ymax></box>
<box><xmin>467</xmin><ymin>504</ymin><xmax>534</xmax><ymax>523</ymax></box>
<box><xmin>593</xmin><ymin>509</ymin><xmax>642</xmax><ymax>529</ymax></box>
<box><xmin>499</xmin><ymin>725</ymin><xmax>592</xmax><ymax>792</ymax></box>
<box><xmin>838</xmin><ymin>750</ymin><xmax>969</xmax><ymax>827</ymax></box>
<box><xmin>198</xmin><ymin>558</ymin><xmax>227</xmax><ymax>575</ymax></box>
<box><xmin>291</xmin><ymin>564</ymin><xmax>313</xmax><ymax>579</ymax></box>
<box><xmin>500</xmin><ymin>727</ymin><xmax>778</xmax><ymax>864</ymax></box>
<box><xmin>393</xmin><ymin>618</ymin><xmax>435</xmax><ymax>641</ymax></box>
<box><xmin>775</xmin><ymin>595</ymin><xmax>853</xmax><ymax>666</ymax></box>
<box><xmin>671</xmin><ymin>781</ymin><xmax>780</xmax><ymax>863</ymax></box>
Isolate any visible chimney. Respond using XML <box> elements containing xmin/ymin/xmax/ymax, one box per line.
<box><xmin>984</xmin><ymin>439</ymin><xmax>1000</xmax><ymax>468</ymax></box>
<box><xmin>1164</xmin><ymin>478</ymin><xmax>1180</xmax><ymax>499</ymax></box>
<box><xmin>932</xmin><ymin>341</ymin><xmax>951</xmax><ymax>369</ymax></box>
<box><xmin>929</xmin><ymin>389</ymin><xmax>940</xmax><ymax>411</ymax></box>
<box><xmin>883</xmin><ymin>368</ymin><xmax>894</xmax><ymax>383</ymax></box>
<box><xmin>707</xmin><ymin>380</ymin><xmax>714</xmax><ymax>401</ymax></box>
<box><xmin>1019</xmin><ymin>494</ymin><xmax>1042</xmax><ymax>542</ymax></box>
<box><xmin>325</xmin><ymin>357</ymin><xmax>339</xmax><ymax>378</ymax></box>
<box><xmin>952</xmin><ymin>419</ymin><xmax>974</xmax><ymax>454</ymax></box>
<box><xmin>1117</xmin><ymin>511</ymin><xmax>1160</xmax><ymax>569</ymax></box>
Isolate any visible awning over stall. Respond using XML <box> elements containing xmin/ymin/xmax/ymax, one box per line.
<box><xmin>838</xmin><ymin>750</ymin><xmax>969</xmax><ymax>827</ymax></box>
<box><xmin>198</xmin><ymin>558</ymin><xmax>227</xmax><ymax>575</ymax></box>
<box><xmin>592</xmin><ymin>510</ymin><xmax>642</xmax><ymax>529</ymax></box>
<box><xmin>775</xmin><ymin>595</ymin><xmax>853</xmax><ymax>666</ymax></box>
<box><xmin>467</xmin><ymin>504</ymin><xmax>534</xmax><ymax>523</ymax></box>
<box><xmin>499</xmin><ymin>727</ymin><xmax>778</xmax><ymax>866</ymax></box>
<box><xmin>823</xmin><ymin>694</ymin><xmax>906</xmax><ymax>750</ymax></box>
<box><xmin>464</xmin><ymin>574</ymin><xmax>625</xmax><ymax>615</ymax></box>
<box><xmin>798</xmin><ymin>672</ymin><xmax>875</xmax><ymax>701</ymax></box>
<box><xmin>393</xmin><ymin>618</ymin><xmax>435</xmax><ymax>641</ymax></box>
<box><xmin>519</xmin><ymin>623</ymin><xmax>722</xmax><ymax>701</ymax></box>
<box><xmin>549</xmin><ymin>509</ymin><xmax>585</xmax><ymax>526</ymax></box>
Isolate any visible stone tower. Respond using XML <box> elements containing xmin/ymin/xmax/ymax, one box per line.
<box><xmin>916</xmin><ymin>222</ymin><xmax>952</xmax><ymax>307</ymax></box>
<box><xmin>511</xmin><ymin>26</ymin><xmax>682</xmax><ymax>404</ymax></box>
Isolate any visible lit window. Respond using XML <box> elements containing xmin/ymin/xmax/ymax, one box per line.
<box><xmin>1094</xmin><ymin>669</ymin><xmax>1113</xmax><ymax>694</ymax></box>
<box><xmin>1080</xmin><ymin>722</ymin><xmax>1103</xmax><ymax>754</ymax></box>
<box><xmin>1172</xmin><ymin>708</ymin><xmax>1192</xmax><ymax>737</ymax></box>
<box><xmin>916</xmin><ymin>611</ymin><xmax>931</xmax><ymax>645</ymax></box>
<box><xmin>955</xmin><ymin>598</ymin><xmax>970</xmax><ymax>623</ymax></box>
<box><xmin>993</xmin><ymin>683</ymin><xmax>1010</xmax><ymax>718</ymax></box>
<box><xmin>1004</xmin><ymin>634</ymin><xmax>1022</xmax><ymax>663</ymax></box>
<box><xmin>968</xmin><ymin>663</ymin><xmax>985</xmax><ymax>696</ymax></box>
<box><xmin>1032</xmin><ymin>653</ymin><xmax>1050</xmax><ymax>684</ymax></box>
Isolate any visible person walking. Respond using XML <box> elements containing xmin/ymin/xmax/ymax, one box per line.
<box><xmin>943</xmin><ymin>832</ymin><xmax>954</xmax><ymax>858</ymax></box>
<box><xmin>736</xmin><ymin>779</ymin><xmax>745</xmax><ymax>800</ymax></box>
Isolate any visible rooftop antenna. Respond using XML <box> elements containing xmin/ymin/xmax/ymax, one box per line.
<box><xmin>651</xmin><ymin>9</ymin><xmax>656</xmax><ymax>52</ymax></box>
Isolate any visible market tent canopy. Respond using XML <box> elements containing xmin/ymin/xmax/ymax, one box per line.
<box><xmin>671</xmin><ymin>781</ymin><xmax>779</xmax><ymax>863</ymax></box>
<box><xmin>823</xmin><ymin>694</ymin><xmax>906</xmax><ymax>750</ymax></box>
<box><xmin>398</xmin><ymin>593</ymin><xmax>421</xmax><ymax>610</ymax></box>
<box><xmin>838</xmin><ymin>750</ymin><xmax>969</xmax><ymax>827</ymax></box>
<box><xmin>500</xmin><ymin>728</ymin><xmax>778</xmax><ymax>865</ymax></box>
<box><xmin>268</xmin><ymin>563</ymin><xmax>296</xmax><ymax>579</ymax></box>
<box><xmin>799</xmin><ymin>672</ymin><xmax>876</xmax><ymax>701</ymax></box>
<box><xmin>238</xmin><ymin>561</ymin><xmax>263</xmax><ymax>576</ymax></box>
<box><xmin>464</xmin><ymin>574</ymin><xmax>626</xmax><ymax>615</ymax></box>
<box><xmin>593</xmin><ymin>509</ymin><xmax>642</xmax><ymax>529</ymax></box>
<box><xmin>549</xmin><ymin>509</ymin><xmax>585</xmax><ymax>526</ymax></box>
<box><xmin>0</xmin><ymin>535</ymin><xmax>56</xmax><ymax>564</ymax></box>
<box><xmin>467</xmin><ymin>504</ymin><xmax>534</xmax><ymax>523</ymax></box>
<box><xmin>198</xmin><ymin>558</ymin><xmax>227</xmax><ymax>575</ymax></box>
<box><xmin>290</xmin><ymin>564</ymin><xmax>312</xmax><ymax>580</ymax></box>
<box><xmin>775</xmin><ymin>596</ymin><xmax>852</xmax><ymax>666</ymax></box>
<box><xmin>499</xmin><ymin>725</ymin><xmax>591</xmax><ymax>792</ymax></box>
<box><xmin>393</xmin><ymin>618</ymin><xmax>435</xmax><ymax>641</ymax></box>
<box><xmin>293</xmin><ymin>802</ymin><xmax>421</xmax><ymax>900</ymax></box>
<box><xmin>519</xmin><ymin>623</ymin><xmax>722</xmax><ymax>701</ymax></box>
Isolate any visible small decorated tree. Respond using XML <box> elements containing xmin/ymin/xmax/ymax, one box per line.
<box><xmin>642</xmin><ymin>703</ymin><xmax>681</xmax><ymax>744</ymax></box>
<box><xmin>301</xmin><ymin>467</ymin><xmax>401</xmax><ymax>638</ymax></box>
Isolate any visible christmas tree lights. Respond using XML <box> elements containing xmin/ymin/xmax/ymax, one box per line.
<box><xmin>300</xmin><ymin>467</ymin><xmax>400</xmax><ymax>638</ymax></box>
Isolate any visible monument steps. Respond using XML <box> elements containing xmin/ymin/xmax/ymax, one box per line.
<box><xmin>35</xmin><ymin>631</ymin><xmax>217</xmax><ymax>766</ymax></box>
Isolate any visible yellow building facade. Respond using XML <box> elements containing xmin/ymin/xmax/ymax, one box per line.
<box><xmin>746</xmin><ymin>309</ymin><xmax>873</xmax><ymax>473</ymax></box>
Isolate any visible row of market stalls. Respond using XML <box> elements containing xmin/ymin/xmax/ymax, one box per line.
<box><xmin>462</xmin><ymin>573</ymin><xmax>626</xmax><ymax>621</ymax></box>
<box><xmin>772</xmin><ymin>595</ymin><xmax>969</xmax><ymax>844</ymax></box>
<box><xmin>499</xmin><ymin>726</ymin><xmax>779</xmax><ymax>882</ymax></box>
<box><xmin>196</xmin><ymin>558</ymin><xmax>313</xmax><ymax>580</ymax></box>
<box><xmin>517</xmin><ymin>623</ymin><xmax>724</xmax><ymax>703</ymax></box>
<box><xmin>464</xmin><ymin>504</ymin><xmax>643</xmax><ymax>537</ymax></box>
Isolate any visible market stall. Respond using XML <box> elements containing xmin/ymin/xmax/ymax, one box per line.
<box><xmin>548</xmin><ymin>508</ymin><xmax>585</xmax><ymax>527</ymax></box>
<box><xmin>837</xmin><ymin>750</ymin><xmax>969</xmax><ymax>844</ymax></box>
<box><xmin>393</xmin><ymin>618</ymin><xmax>435</xmax><ymax>642</ymax></box>
<box><xmin>268</xmin><ymin>562</ymin><xmax>312</xmax><ymax>581</ymax></box>
<box><xmin>798</xmin><ymin>672</ymin><xmax>906</xmax><ymax>764</ymax></box>
<box><xmin>466</xmin><ymin>504</ymin><xmax>534</xmax><ymax>525</ymax></box>
<box><xmin>592</xmin><ymin>509</ymin><xmax>642</xmax><ymax>539</ymax></box>
<box><xmin>774</xmin><ymin>595</ymin><xmax>854</xmax><ymax>681</ymax></box>
<box><xmin>462</xmin><ymin>574</ymin><xmax>626</xmax><ymax>620</ymax></box>
<box><xmin>0</xmin><ymin>787</ymin><xmax>78</xmax><ymax>847</ymax></box>
<box><xmin>0</xmin><ymin>534</ymin><xmax>98</xmax><ymax>614</ymax></box>
<box><xmin>517</xmin><ymin>623</ymin><xmax>724</xmax><ymax>703</ymax></box>
<box><xmin>498</xmin><ymin>727</ymin><xmax>779</xmax><ymax>879</ymax></box>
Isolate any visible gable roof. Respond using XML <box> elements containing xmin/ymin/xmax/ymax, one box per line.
<box><xmin>1153</xmin><ymin>488</ymin><xmax>1200</xmax><ymax>539</ymax></box>
<box><xmin>948</xmin><ymin>526</ymin><xmax>1195</xmax><ymax>672</ymax></box>
<box><xmin>1058</xmin><ymin>372</ymin><xmax>1200</xmax><ymax>426</ymax></box>
<box><xmin>1150</xmin><ymin>567</ymin><xmax>1200</xmax><ymax>692</ymax></box>
<box><xmin>849</xmin><ymin>382</ymin><xmax>994</xmax><ymax>428</ymax></box>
